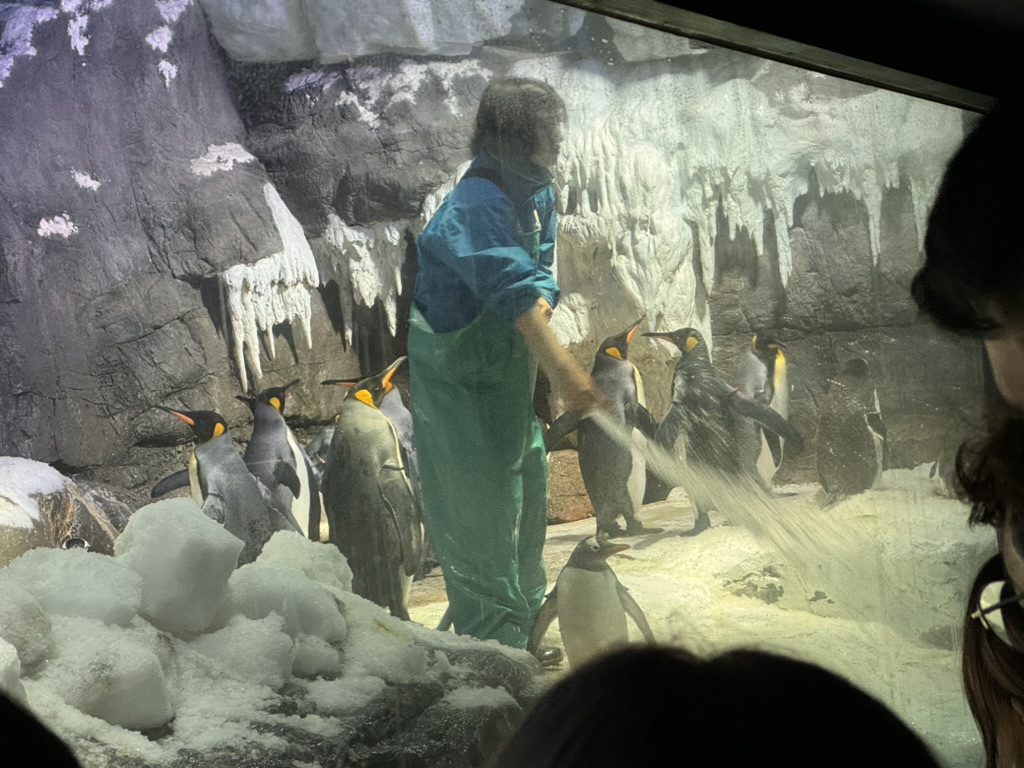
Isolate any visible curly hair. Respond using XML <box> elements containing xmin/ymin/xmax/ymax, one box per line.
<box><xmin>470</xmin><ymin>78</ymin><xmax>566</xmax><ymax>163</ymax></box>
<box><xmin>956</xmin><ymin>400</ymin><xmax>1024</xmax><ymax>553</ymax></box>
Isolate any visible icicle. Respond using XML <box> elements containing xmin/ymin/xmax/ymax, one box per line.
<box><xmin>321</xmin><ymin>214</ymin><xmax>407</xmax><ymax>347</ymax></box>
<box><xmin>222</xmin><ymin>183</ymin><xmax>319</xmax><ymax>392</ymax></box>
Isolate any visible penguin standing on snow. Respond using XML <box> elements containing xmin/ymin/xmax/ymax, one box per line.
<box><xmin>236</xmin><ymin>380</ymin><xmax>322</xmax><ymax>542</ymax></box>
<box><xmin>816</xmin><ymin>357</ymin><xmax>887</xmax><ymax>503</ymax></box>
<box><xmin>735</xmin><ymin>334</ymin><xmax>789</xmax><ymax>488</ymax></box>
<box><xmin>527</xmin><ymin>535</ymin><xmax>655</xmax><ymax>669</ymax></box>
<box><xmin>155</xmin><ymin>407</ymin><xmax>298</xmax><ymax>565</ymax></box>
<box><xmin>545</xmin><ymin>317</ymin><xmax>661</xmax><ymax>538</ymax></box>
<box><xmin>321</xmin><ymin>357</ymin><xmax>423</xmax><ymax>620</ymax></box>
<box><xmin>642</xmin><ymin>328</ymin><xmax>803</xmax><ymax>535</ymax></box>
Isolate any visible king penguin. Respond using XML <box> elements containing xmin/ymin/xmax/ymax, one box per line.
<box><xmin>156</xmin><ymin>406</ymin><xmax>298</xmax><ymax>565</ymax></box>
<box><xmin>816</xmin><ymin>357</ymin><xmax>887</xmax><ymax>504</ymax></box>
<box><xmin>545</xmin><ymin>317</ymin><xmax>661</xmax><ymax>538</ymax></box>
<box><xmin>735</xmin><ymin>334</ymin><xmax>789</xmax><ymax>488</ymax></box>
<box><xmin>321</xmin><ymin>357</ymin><xmax>423</xmax><ymax>620</ymax></box>
<box><xmin>236</xmin><ymin>380</ymin><xmax>322</xmax><ymax>542</ymax></box>
<box><xmin>527</xmin><ymin>535</ymin><xmax>655</xmax><ymax>669</ymax></box>
<box><xmin>642</xmin><ymin>328</ymin><xmax>803</xmax><ymax>535</ymax></box>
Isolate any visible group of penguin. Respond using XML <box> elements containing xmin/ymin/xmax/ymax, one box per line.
<box><xmin>150</xmin><ymin>322</ymin><xmax>887</xmax><ymax>669</ymax></box>
<box><xmin>151</xmin><ymin>357</ymin><xmax>423</xmax><ymax>621</ymax></box>
<box><xmin>545</xmin><ymin>318</ymin><xmax>889</xmax><ymax>537</ymax></box>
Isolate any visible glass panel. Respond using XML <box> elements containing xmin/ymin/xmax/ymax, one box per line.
<box><xmin>0</xmin><ymin>0</ymin><xmax>989</xmax><ymax>766</ymax></box>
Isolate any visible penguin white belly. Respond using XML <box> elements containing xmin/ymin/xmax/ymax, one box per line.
<box><xmin>284</xmin><ymin>429</ymin><xmax>312</xmax><ymax>538</ymax></box>
<box><xmin>556</xmin><ymin>568</ymin><xmax>630</xmax><ymax>668</ymax></box>
<box><xmin>755</xmin><ymin>432</ymin><xmax>777</xmax><ymax>485</ymax></box>
<box><xmin>627</xmin><ymin>427</ymin><xmax>646</xmax><ymax>514</ymax></box>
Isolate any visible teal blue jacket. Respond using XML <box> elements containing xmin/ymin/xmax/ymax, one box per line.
<box><xmin>414</xmin><ymin>153</ymin><xmax>560</xmax><ymax>333</ymax></box>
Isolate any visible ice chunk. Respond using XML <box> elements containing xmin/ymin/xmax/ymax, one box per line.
<box><xmin>2</xmin><ymin>547</ymin><xmax>141</xmax><ymax>626</ymax></box>
<box><xmin>214</xmin><ymin>562</ymin><xmax>347</xmax><ymax>643</ymax></box>
<box><xmin>292</xmin><ymin>634</ymin><xmax>342</xmax><ymax>679</ymax></box>
<box><xmin>256</xmin><ymin>530</ymin><xmax>354</xmax><ymax>596</ymax></box>
<box><xmin>39</xmin><ymin>616</ymin><xmax>174</xmax><ymax>731</ymax></box>
<box><xmin>0</xmin><ymin>456</ymin><xmax>66</xmax><ymax>527</ymax></box>
<box><xmin>114</xmin><ymin>498</ymin><xmax>243</xmax><ymax>637</ymax></box>
<box><xmin>0</xmin><ymin>577</ymin><xmax>52</xmax><ymax>667</ymax></box>
<box><xmin>189</xmin><ymin>614</ymin><xmax>294</xmax><ymax>689</ymax></box>
<box><xmin>0</xmin><ymin>637</ymin><xmax>25</xmax><ymax>704</ymax></box>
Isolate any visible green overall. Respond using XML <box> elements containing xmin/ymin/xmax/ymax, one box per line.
<box><xmin>408</xmin><ymin>307</ymin><xmax>548</xmax><ymax>648</ymax></box>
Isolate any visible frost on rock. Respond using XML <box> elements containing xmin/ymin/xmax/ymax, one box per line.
<box><xmin>37</xmin><ymin>214</ymin><xmax>78</xmax><ymax>239</ymax></box>
<box><xmin>72</xmin><ymin>169</ymin><xmax>101</xmax><ymax>190</ymax></box>
<box><xmin>190</xmin><ymin>142</ymin><xmax>257</xmax><ymax>176</ymax></box>
<box><xmin>156</xmin><ymin>0</ymin><xmax>191</xmax><ymax>25</ymax></box>
<box><xmin>0</xmin><ymin>6</ymin><xmax>59</xmax><ymax>88</ymax></box>
<box><xmin>0</xmin><ymin>457</ymin><xmax>66</xmax><ymax>528</ymax></box>
<box><xmin>322</xmin><ymin>214</ymin><xmax>405</xmax><ymax>347</ymax></box>
<box><xmin>146</xmin><ymin>25</ymin><xmax>173</xmax><ymax>53</ymax></box>
<box><xmin>223</xmin><ymin>183</ymin><xmax>319</xmax><ymax>392</ymax></box>
<box><xmin>158</xmin><ymin>59</ymin><xmax>177</xmax><ymax>86</ymax></box>
<box><xmin>340</xmin><ymin>60</ymin><xmax>491</xmax><ymax>127</ymax></box>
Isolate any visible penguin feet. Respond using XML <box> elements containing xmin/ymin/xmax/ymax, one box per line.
<box><xmin>533</xmin><ymin>646</ymin><xmax>564</xmax><ymax>668</ymax></box>
<box><xmin>625</xmin><ymin>521</ymin><xmax>664</xmax><ymax>536</ymax></box>
<box><xmin>597</xmin><ymin>521</ymin><xmax>628</xmax><ymax>538</ymax></box>
<box><xmin>679</xmin><ymin>511</ymin><xmax>711</xmax><ymax>538</ymax></box>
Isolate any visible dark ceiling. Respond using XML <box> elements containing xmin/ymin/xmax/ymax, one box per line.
<box><xmin>556</xmin><ymin>0</ymin><xmax>1024</xmax><ymax>113</ymax></box>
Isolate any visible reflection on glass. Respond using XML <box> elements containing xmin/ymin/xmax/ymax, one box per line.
<box><xmin>0</xmin><ymin>0</ymin><xmax>992</xmax><ymax>765</ymax></box>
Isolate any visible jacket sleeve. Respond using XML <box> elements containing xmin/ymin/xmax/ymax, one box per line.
<box><xmin>423</xmin><ymin>182</ymin><xmax>550</xmax><ymax>323</ymax></box>
<box><xmin>536</xmin><ymin>196</ymin><xmax>560</xmax><ymax>310</ymax></box>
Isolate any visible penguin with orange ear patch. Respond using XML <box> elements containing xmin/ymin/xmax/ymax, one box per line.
<box><xmin>546</xmin><ymin>317</ymin><xmax>661</xmax><ymax>539</ymax></box>
<box><xmin>321</xmin><ymin>357</ymin><xmax>423</xmax><ymax>620</ymax></box>
<box><xmin>155</xmin><ymin>406</ymin><xmax>298</xmax><ymax>565</ymax></box>
<box><xmin>236</xmin><ymin>380</ymin><xmax>320</xmax><ymax>542</ymax></box>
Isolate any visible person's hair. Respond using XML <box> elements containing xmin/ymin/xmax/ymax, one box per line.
<box><xmin>492</xmin><ymin>645</ymin><xmax>939</xmax><ymax>768</ymax></box>
<box><xmin>911</xmin><ymin>90</ymin><xmax>1024</xmax><ymax>336</ymax></box>
<box><xmin>963</xmin><ymin>554</ymin><xmax>1024</xmax><ymax>768</ymax></box>
<box><xmin>956</xmin><ymin>399</ymin><xmax>1024</xmax><ymax>546</ymax></box>
<box><xmin>470</xmin><ymin>78</ymin><xmax>566</xmax><ymax>163</ymax></box>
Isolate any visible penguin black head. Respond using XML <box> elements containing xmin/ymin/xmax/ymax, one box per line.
<box><xmin>566</xmin><ymin>535</ymin><xmax>630</xmax><ymax>570</ymax></box>
<box><xmin>236</xmin><ymin>379</ymin><xmax>300</xmax><ymax>414</ymax></box>
<box><xmin>348</xmin><ymin>356</ymin><xmax>407</xmax><ymax>410</ymax></box>
<box><xmin>643</xmin><ymin>327</ymin><xmax>704</xmax><ymax>354</ymax></box>
<box><xmin>598</xmin><ymin>316</ymin><xmax>645</xmax><ymax>361</ymax></box>
<box><xmin>752</xmin><ymin>333</ymin><xmax>784</xmax><ymax>360</ymax></box>
<box><xmin>157</xmin><ymin>406</ymin><xmax>228</xmax><ymax>443</ymax></box>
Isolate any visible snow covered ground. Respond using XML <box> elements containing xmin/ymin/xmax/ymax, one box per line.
<box><xmin>411</xmin><ymin>464</ymin><xmax>996</xmax><ymax>768</ymax></box>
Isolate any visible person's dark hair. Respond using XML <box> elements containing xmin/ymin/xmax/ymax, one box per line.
<box><xmin>956</xmin><ymin>399</ymin><xmax>1024</xmax><ymax>539</ymax></box>
<box><xmin>470</xmin><ymin>78</ymin><xmax>566</xmax><ymax>163</ymax></box>
<box><xmin>0</xmin><ymin>692</ymin><xmax>81</xmax><ymax>766</ymax></box>
<box><xmin>963</xmin><ymin>554</ymin><xmax>1024</xmax><ymax>768</ymax></box>
<box><xmin>911</xmin><ymin>89</ymin><xmax>1024</xmax><ymax>336</ymax></box>
<box><xmin>492</xmin><ymin>645</ymin><xmax>939</xmax><ymax>768</ymax></box>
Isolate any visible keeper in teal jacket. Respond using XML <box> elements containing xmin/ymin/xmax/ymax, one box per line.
<box><xmin>409</xmin><ymin>78</ymin><xmax>604</xmax><ymax>652</ymax></box>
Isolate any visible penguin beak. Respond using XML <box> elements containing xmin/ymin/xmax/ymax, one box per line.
<box><xmin>625</xmin><ymin>316</ymin><xmax>645</xmax><ymax>345</ymax></box>
<box><xmin>602</xmin><ymin>543</ymin><xmax>631</xmax><ymax>556</ymax></box>
<box><xmin>381</xmin><ymin>356</ymin><xmax>407</xmax><ymax>391</ymax></box>
<box><xmin>283</xmin><ymin>379</ymin><xmax>301</xmax><ymax>391</ymax></box>
<box><xmin>157</xmin><ymin>405</ymin><xmax>195</xmax><ymax>427</ymax></box>
<box><xmin>321</xmin><ymin>379</ymin><xmax>357</xmax><ymax>388</ymax></box>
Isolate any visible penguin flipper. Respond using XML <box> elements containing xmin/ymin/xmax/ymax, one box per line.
<box><xmin>436</xmin><ymin>606</ymin><xmax>453</xmax><ymax>632</ymax></box>
<box><xmin>729</xmin><ymin>393</ymin><xmax>804</xmax><ymax>455</ymax></box>
<box><xmin>527</xmin><ymin>590</ymin><xmax>559</xmax><ymax>655</ymax></box>
<box><xmin>303</xmin><ymin>456</ymin><xmax>322</xmax><ymax>542</ymax></box>
<box><xmin>635</xmin><ymin>404</ymin><xmax>659</xmax><ymax>440</ymax></box>
<box><xmin>379</xmin><ymin>466</ymin><xmax>424</xmax><ymax>577</ymax></box>
<box><xmin>544</xmin><ymin>410</ymin><xmax>581</xmax><ymax>452</ymax></box>
<box><xmin>617</xmin><ymin>582</ymin><xmax>656</xmax><ymax>643</ymax></box>
<box><xmin>151</xmin><ymin>469</ymin><xmax>190</xmax><ymax>498</ymax></box>
<box><xmin>273</xmin><ymin>460</ymin><xmax>302</xmax><ymax>498</ymax></box>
